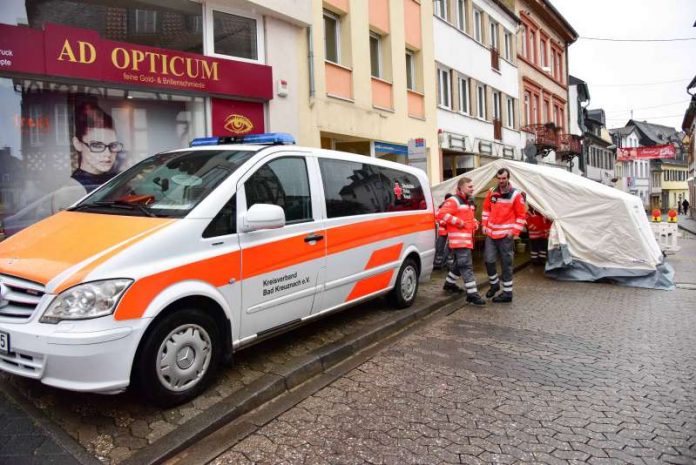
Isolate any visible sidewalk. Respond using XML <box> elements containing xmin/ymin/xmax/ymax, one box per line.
<box><xmin>677</xmin><ymin>214</ymin><xmax>696</xmax><ymax>235</ymax></box>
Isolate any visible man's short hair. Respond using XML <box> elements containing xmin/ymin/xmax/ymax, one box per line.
<box><xmin>457</xmin><ymin>176</ymin><xmax>472</xmax><ymax>188</ymax></box>
<box><xmin>496</xmin><ymin>168</ymin><xmax>510</xmax><ymax>178</ymax></box>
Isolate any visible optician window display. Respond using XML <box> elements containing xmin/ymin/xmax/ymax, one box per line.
<box><xmin>0</xmin><ymin>79</ymin><xmax>206</xmax><ymax>235</ymax></box>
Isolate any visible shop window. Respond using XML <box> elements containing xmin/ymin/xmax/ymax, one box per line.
<box><xmin>0</xmin><ymin>78</ymin><xmax>206</xmax><ymax>236</ymax></box>
<box><xmin>23</xmin><ymin>0</ymin><xmax>203</xmax><ymax>54</ymax></box>
<box><xmin>213</xmin><ymin>11</ymin><xmax>258</xmax><ymax>60</ymax></box>
<box><xmin>246</xmin><ymin>157</ymin><xmax>312</xmax><ymax>224</ymax></box>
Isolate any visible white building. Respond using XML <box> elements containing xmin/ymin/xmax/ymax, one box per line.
<box><xmin>433</xmin><ymin>0</ymin><xmax>522</xmax><ymax>179</ymax></box>
<box><xmin>611</xmin><ymin>126</ymin><xmax>651</xmax><ymax>209</ymax></box>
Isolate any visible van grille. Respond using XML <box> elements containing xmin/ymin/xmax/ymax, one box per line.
<box><xmin>0</xmin><ymin>274</ymin><xmax>45</xmax><ymax>321</ymax></box>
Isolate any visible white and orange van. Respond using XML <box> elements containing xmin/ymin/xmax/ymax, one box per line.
<box><xmin>0</xmin><ymin>134</ymin><xmax>435</xmax><ymax>405</ymax></box>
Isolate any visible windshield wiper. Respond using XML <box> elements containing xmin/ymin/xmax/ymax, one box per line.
<box><xmin>71</xmin><ymin>200</ymin><xmax>157</xmax><ymax>217</ymax></box>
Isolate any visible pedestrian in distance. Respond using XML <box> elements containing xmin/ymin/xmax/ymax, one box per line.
<box><xmin>436</xmin><ymin>177</ymin><xmax>486</xmax><ymax>306</ymax></box>
<box><xmin>434</xmin><ymin>193</ymin><xmax>454</xmax><ymax>270</ymax></box>
<box><xmin>682</xmin><ymin>198</ymin><xmax>689</xmax><ymax>216</ymax></box>
<box><xmin>482</xmin><ymin>168</ymin><xmax>526</xmax><ymax>303</ymax></box>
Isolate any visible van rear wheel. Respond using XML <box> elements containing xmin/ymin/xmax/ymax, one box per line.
<box><xmin>388</xmin><ymin>257</ymin><xmax>419</xmax><ymax>309</ymax></box>
<box><xmin>134</xmin><ymin>308</ymin><xmax>221</xmax><ymax>407</ymax></box>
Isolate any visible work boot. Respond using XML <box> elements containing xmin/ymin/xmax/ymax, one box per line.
<box><xmin>485</xmin><ymin>284</ymin><xmax>500</xmax><ymax>298</ymax></box>
<box><xmin>466</xmin><ymin>293</ymin><xmax>486</xmax><ymax>306</ymax></box>
<box><xmin>492</xmin><ymin>292</ymin><xmax>513</xmax><ymax>303</ymax></box>
<box><xmin>443</xmin><ymin>282</ymin><xmax>464</xmax><ymax>294</ymax></box>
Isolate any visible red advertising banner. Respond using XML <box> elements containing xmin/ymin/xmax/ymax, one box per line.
<box><xmin>616</xmin><ymin>144</ymin><xmax>676</xmax><ymax>161</ymax></box>
<box><xmin>0</xmin><ymin>23</ymin><xmax>272</xmax><ymax>100</ymax></box>
<box><xmin>211</xmin><ymin>98</ymin><xmax>265</xmax><ymax>136</ymax></box>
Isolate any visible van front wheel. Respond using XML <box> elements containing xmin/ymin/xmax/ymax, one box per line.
<box><xmin>134</xmin><ymin>308</ymin><xmax>221</xmax><ymax>407</ymax></box>
<box><xmin>388</xmin><ymin>257</ymin><xmax>419</xmax><ymax>309</ymax></box>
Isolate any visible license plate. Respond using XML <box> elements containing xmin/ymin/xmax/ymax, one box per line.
<box><xmin>0</xmin><ymin>331</ymin><xmax>9</xmax><ymax>355</ymax></box>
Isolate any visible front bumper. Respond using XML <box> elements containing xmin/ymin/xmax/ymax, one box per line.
<box><xmin>0</xmin><ymin>317</ymin><xmax>149</xmax><ymax>394</ymax></box>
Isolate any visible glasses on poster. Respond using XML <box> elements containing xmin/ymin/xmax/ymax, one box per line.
<box><xmin>84</xmin><ymin>140</ymin><xmax>124</xmax><ymax>153</ymax></box>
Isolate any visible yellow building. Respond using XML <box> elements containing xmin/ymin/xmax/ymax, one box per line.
<box><xmin>660</xmin><ymin>161</ymin><xmax>689</xmax><ymax>211</ymax></box>
<box><xmin>298</xmin><ymin>0</ymin><xmax>441</xmax><ymax>182</ymax></box>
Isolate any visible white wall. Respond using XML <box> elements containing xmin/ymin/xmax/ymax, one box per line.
<box><xmin>567</xmin><ymin>85</ymin><xmax>581</xmax><ymax>136</ymax></box>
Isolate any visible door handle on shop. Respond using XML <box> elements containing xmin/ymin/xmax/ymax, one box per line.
<box><xmin>304</xmin><ymin>233</ymin><xmax>324</xmax><ymax>243</ymax></box>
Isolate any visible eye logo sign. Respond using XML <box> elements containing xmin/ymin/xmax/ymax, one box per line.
<box><xmin>223</xmin><ymin>114</ymin><xmax>254</xmax><ymax>135</ymax></box>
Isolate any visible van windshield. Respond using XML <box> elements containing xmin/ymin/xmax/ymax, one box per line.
<box><xmin>70</xmin><ymin>149</ymin><xmax>256</xmax><ymax>218</ymax></box>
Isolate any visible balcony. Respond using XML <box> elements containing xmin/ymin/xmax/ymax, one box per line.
<box><xmin>522</xmin><ymin>123</ymin><xmax>558</xmax><ymax>151</ymax></box>
<box><xmin>556</xmin><ymin>133</ymin><xmax>583</xmax><ymax>161</ymax></box>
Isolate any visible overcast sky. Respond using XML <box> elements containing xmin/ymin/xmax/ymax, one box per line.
<box><xmin>552</xmin><ymin>0</ymin><xmax>696</xmax><ymax>131</ymax></box>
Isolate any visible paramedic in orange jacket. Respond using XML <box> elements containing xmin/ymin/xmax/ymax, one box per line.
<box><xmin>482</xmin><ymin>168</ymin><xmax>526</xmax><ymax>303</ymax></box>
<box><xmin>526</xmin><ymin>206</ymin><xmax>552</xmax><ymax>264</ymax></box>
<box><xmin>434</xmin><ymin>193</ymin><xmax>454</xmax><ymax>270</ymax></box>
<box><xmin>436</xmin><ymin>177</ymin><xmax>486</xmax><ymax>306</ymax></box>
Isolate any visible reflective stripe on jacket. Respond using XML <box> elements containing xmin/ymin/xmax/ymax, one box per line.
<box><xmin>482</xmin><ymin>186</ymin><xmax>526</xmax><ymax>239</ymax></box>
<box><xmin>436</xmin><ymin>194</ymin><xmax>477</xmax><ymax>249</ymax></box>
<box><xmin>527</xmin><ymin>211</ymin><xmax>552</xmax><ymax>239</ymax></box>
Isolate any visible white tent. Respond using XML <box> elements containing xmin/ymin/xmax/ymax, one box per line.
<box><xmin>432</xmin><ymin>159</ymin><xmax>674</xmax><ymax>290</ymax></box>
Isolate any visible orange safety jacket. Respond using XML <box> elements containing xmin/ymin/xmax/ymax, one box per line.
<box><xmin>482</xmin><ymin>186</ymin><xmax>526</xmax><ymax>239</ymax></box>
<box><xmin>526</xmin><ymin>211</ymin><xmax>552</xmax><ymax>239</ymax></box>
<box><xmin>436</xmin><ymin>194</ymin><xmax>478</xmax><ymax>249</ymax></box>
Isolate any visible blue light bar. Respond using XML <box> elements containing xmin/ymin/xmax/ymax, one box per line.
<box><xmin>190</xmin><ymin>133</ymin><xmax>296</xmax><ymax>147</ymax></box>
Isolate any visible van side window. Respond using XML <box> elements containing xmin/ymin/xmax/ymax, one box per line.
<box><xmin>319</xmin><ymin>159</ymin><xmax>385</xmax><ymax>218</ymax></box>
<box><xmin>245</xmin><ymin>157</ymin><xmax>312</xmax><ymax>224</ymax></box>
<box><xmin>203</xmin><ymin>194</ymin><xmax>236</xmax><ymax>238</ymax></box>
<box><xmin>376</xmin><ymin>167</ymin><xmax>427</xmax><ymax>211</ymax></box>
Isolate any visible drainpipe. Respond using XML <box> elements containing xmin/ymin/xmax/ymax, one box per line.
<box><xmin>307</xmin><ymin>26</ymin><xmax>315</xmax><ymax>99</ymax></box>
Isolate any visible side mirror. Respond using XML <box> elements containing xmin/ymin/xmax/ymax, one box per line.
<box><xmin>241</xmin><ymin>203</ymin><xmax>285</xmax><ymax>232</ymax></box>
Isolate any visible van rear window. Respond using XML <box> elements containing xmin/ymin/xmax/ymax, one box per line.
<box><xmin>319</xmin><ymin>159</ymin><xmax>426</xmax><ymax>219</ymax></box>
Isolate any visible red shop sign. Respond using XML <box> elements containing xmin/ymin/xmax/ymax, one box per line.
<box><xmin>211</xmin><ymin>98</ymin><xmax>265</xmax><ymax>136</ymax></box>
<box><xmin>0</xmin><ymin>23</ymin><xmax>272</xmax><ymax>101</ymax></box>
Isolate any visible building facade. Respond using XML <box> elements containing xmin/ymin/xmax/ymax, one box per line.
<box><xmin>515</xmin><ymin>0</ymin><xmax>578</xmax><ymax>169</ymax></box>
<box><xmin>0</xmin><ymin>0</ymin><xmax>311</xmax><ymax>236</ymax></box>
<box><xmin>432</xmin><ymin>0</ymin><xmax>522</xmax><ymax>180</ymax></box>
<box><xmin>303</xmin><ymin>0</ymin><xmax>440</xmax><ymax>181</ymax></box>
<box><xmin>611</xmin><ymin>126</ymin><xmax>650</xmax><ymax>209</ymax></box>
<box><xmin>567</xmin><ymin>75</ymin><xmax>588</xmax><ymax>176</ymax></box>
<box><xmin>583</xmin><ymin>109</ymin><xmax>616</xmax><ymax>186</ymax></box>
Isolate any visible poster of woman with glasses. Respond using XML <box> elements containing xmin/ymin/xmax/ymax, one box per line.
<box><xmin>51</xmin><ymin>101</ymin><xmax>123</xmax><ymax>212</ymax></box>
<box><xmin>0</xmin><ymin>80</ymin><xmax>206</xmax><ymax>237</ymax></box>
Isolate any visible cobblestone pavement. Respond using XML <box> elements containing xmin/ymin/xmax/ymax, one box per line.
<box><xmin>0</xmin><ymin>390</ymin><xmax>81</xmax><ymax>465</ymax></box>
<box><xmin>0</xmin><ymin>245</ymin><xmax>517</xmax><ymax>464</ymax></box>
<box><xmin>212</xmin><ymin>234</ymin><xmax>696</xmax><ymax>465</ymax></box>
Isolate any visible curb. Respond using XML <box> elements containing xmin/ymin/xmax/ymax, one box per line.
<box><xmin>122</xmin><ymin>258</ymin><xmax>530</xmax><ymax>465</ymax></box>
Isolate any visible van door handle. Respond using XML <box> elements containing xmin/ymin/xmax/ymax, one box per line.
<box><xmin>304</xmin><ymin>233</ymin><xmax>324</xmax><ymax>243</ymax></box>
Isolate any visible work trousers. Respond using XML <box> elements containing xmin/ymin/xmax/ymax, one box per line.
<box><xmin>529</xmin><ymin>238</ymin><xmax>548</xmax><ymax>262</ymax></box>
<box><xmin>445</xmin><ymin>248</ymin><xmax>479</xmax><ymax>295</ymax></box>
<box><xmin>484</xmin><ymin>236</ymin><xmax>514</xmax><ymax>294</ymax></box>
<box><xmin>434</xmin><ymin>235</ymin><xmax>449</xmax><ymax>269</ymax></box>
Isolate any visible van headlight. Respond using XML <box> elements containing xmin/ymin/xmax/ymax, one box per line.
<box><xmin>41</xmin><ymin>279</ymin><xmax>132</xmax><ymax>324</ymax></box>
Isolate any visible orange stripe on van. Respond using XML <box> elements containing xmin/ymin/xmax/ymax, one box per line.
<box><xmin>54</xmin><ymin>220</ymin><xmax>175</xmax><ymax>293</ymax></box>
<box><xmin>114</xmin><ymin>251</ymin><xmax>241</xmax><ymax>320</ymax></box>
<box><xmin>364</xmin><ymin>243</ymin><xmax>403</xmax><ymax>270</ymax></box>
<box><xmin>242</xmin><ymin>231</ymin><xmax>326</xmax><ymax>279</ymax></box>
<box><xmin>326</xmin><ymin>213</ymin><xmax>434</xmax><ymax>256</ymax></box>
<box><xmin>345</xmin><ymin>270</ymin><xmax>394</xmax><ymax>302</ymax></box>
